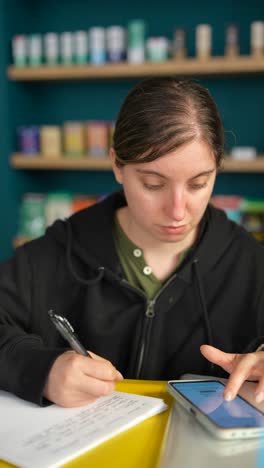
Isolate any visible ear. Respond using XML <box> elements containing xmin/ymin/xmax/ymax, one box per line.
<box><xmin>110</xmin><ymin>148</ymin><xmax>124</xmax><ymax>185</ymax></box>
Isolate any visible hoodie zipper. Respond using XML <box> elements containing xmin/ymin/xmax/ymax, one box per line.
<box><xmin>121</xmin><ymin>273</ymin><xmax>178</xmax><ymax>379</ymax></box>
<box><xmin>134</xmin><ymin>299</ymin><xmax>156</xmax><ymax>378</ymax></box>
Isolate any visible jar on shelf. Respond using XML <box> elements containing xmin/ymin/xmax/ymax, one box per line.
<box><xmin>146</xmin><ymin>37</ymin><xmax>170</xmax><ymax>62</ymax></box>
<box><xmin>40</xmin><ymin>126</ymin><xmax>62</xmax><ymax>158</ymax></box>
<box><xmin>18</xmin><ymin>193</ymin><xmax>46</xmax><ymax>239</ymax></box>
<box><xmin>86</xmin><ymin>121</ymin><xmax>109</xmax><ymax>158</ymax></box>
<box><xmin>17</xmin><ymin>126</ymin><xmax>40</xmax><ymax>155</ymax></box>
<box><xmin>63</xmin><ymin>122</ymin><xmax>85</xmax><ymax>157</ymax></box>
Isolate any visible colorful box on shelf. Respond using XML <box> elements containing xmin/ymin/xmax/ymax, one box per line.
<box><xmin>16</xmin><ymin>192</ymin><xmax>100</xmax><ymax>245</ymax></box>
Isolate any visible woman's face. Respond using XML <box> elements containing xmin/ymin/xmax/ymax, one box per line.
<box><xmin>111</xmin><ymin>140</ymin><xmax>217</xmax><ymax>245</ymax></box>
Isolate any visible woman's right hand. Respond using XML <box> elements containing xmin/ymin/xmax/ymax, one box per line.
<box><xmin>43</xmin><ymin>350</ymin><xmax>123</xmax><ymax>407</ymax></box>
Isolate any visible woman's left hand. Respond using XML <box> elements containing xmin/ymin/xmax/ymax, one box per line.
<box><xmin>200</xmin><ymin>344</ymin><xmax>264</xmax><ymax>404</ymax></box>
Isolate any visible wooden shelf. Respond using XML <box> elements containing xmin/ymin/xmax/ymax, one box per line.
<box><xmin>10</xmin><ymin>153</ymin><xmax>264</xmax><ymax>172</ymax></box>
<box><xmin>10</xmin><ymin>154</ymin><xmax>112</xmax><ymax>170</ymax></box>
<box><xmin>222</xmin><ymin>156</ymin><xmax>264</xmax><ymax>172</ymax></box>
<box><xmin>7</xmin><ymin>56</ymin><xmax>264</xmax><ymax>81</ymax></box>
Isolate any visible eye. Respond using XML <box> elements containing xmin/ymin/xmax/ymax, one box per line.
<box><xmin>189</xmin><ymin>182</ymin><xmax>207</xmax><ymax>190</ymax></box>
<box><xmin>143</xmin><ymin>183</ymin><xmax>165</xmax><ymax>191</ymax></box>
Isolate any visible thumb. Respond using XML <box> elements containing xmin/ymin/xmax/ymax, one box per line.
<box><xmin>200</xmin><ymin>344</ymin><xmax>236</xmax><ymax>373</ymax></box>
<box><xmin>88</xmin><ymin>351</ymin><xmax>123</xmax><ymax>381</ymax></box>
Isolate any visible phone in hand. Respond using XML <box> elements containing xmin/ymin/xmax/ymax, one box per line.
<box><xmin>167</xmin><ymin>379</ymin><xmax>264</xmax><ymax>439</ymax></box>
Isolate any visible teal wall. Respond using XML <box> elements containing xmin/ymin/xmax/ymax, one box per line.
<box><xmin>1</xmin><ymin>0</ymin><xmax>264</xmax><ymax>260</ymax></box>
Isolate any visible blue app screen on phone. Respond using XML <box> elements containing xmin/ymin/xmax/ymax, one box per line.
<box><xmin>172</xmin><ymin>381</ymin><xmax>264</xmax><ymax>428</ymax></box>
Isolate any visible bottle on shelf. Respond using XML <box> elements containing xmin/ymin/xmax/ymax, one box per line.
<box><xmin>12</xmin><ymin>35</ymin><xmax>27</xmax><ymax>67</ymax></box>
<box><xmin>172</xmin><ymin>28</ymin><xmax>187</xmax><ymax>59</ymax></box>
<box><xmin>127</xmin><ymin>19</ymin><xmax>146</xmax><ymax>64</ymax></box>
<box><xmin>44</xmin><ymin>33</ymin><xmax>59</xmax><ymax>65</ymax></box>
<box><xmin>195</xmin><ymin>24</ymin><xmax>212</xmax><ymax>60</ymax></box>
<box><xmin>250</xmin><ymin>21</ymin><xmax>264</xmax><ymax>57</ymax></box>
<box><xmin>225</xmin><ymin>24</ymin><xmax>239</xmax><ymax>57</ymax></box>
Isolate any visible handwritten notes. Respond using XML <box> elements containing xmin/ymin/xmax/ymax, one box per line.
<box><xmin>0</xmin><ymin>390</ymin><xmax>167</xmax><ymax>468</ymax></box>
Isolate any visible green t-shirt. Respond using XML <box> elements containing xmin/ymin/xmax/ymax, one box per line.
<box><xmin>113</xmin><ymin>216</ymin><xmax>187</xmax><ymax>299</ymax></box>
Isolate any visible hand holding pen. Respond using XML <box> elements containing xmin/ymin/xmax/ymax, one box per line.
<box><xmin>43</xmin><ymin>310</ymin><xmax>123</xmax><ymax>407</ymax></box>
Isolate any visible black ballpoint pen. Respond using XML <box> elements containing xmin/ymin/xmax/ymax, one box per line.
<box><xmin>48</xmin><ymin>310</ymin><xmax>92</xmax><ymax>358</ymax></box>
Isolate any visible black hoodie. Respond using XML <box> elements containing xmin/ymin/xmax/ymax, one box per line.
<box><xmin>0</xmin><ymin>191</ymin><xmax>264</xmax><ymax>405</ymax></box>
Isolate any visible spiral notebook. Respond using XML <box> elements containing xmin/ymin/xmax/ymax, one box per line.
<box><xmin>0</xmin><ymin>390</ymin><xmax>167</xmax><ymax>468</ymax></box>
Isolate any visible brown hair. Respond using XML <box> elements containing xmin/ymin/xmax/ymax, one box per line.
<box><xmin>113</xmin><ymin>78</ymin><xmax>224</xmax><ymax>168</ymax></box>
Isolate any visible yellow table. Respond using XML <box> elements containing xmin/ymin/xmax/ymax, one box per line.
<box><xmin>0</xmin><ymin>380</ymin><xmax>173</xmax><ymax>468</ymax></box>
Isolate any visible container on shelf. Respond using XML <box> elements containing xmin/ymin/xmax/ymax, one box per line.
<box><xmin>64</xmin><ymin>122</ymin><xmax>85</xmax><ymax>157</ymax></box>
<box><xmin>12</xmin><ymin>35</ymin><xmax>27</xmax><ymax>67</ymax></box>
<box><xmin>241</xmin><ymin>199</ymin><xmax>264</xmax><ymax>243</ymax></box>
<box><xmin>89</xmin><ymin>27</ymin><xmax>106</xmax><ymax>65</ymax></box>
<box><xmin>17</xmin><ymin>126</ymin><xmax>40</xmax><ymax>155</ymax></box>
<box><xmin>230</xmin><ymin>146</ymin><xmax>257</xmax><ymax>160</ymax></box>
<box><xmin>127</xmin><ymin>20</ymin><xmax>145</xmax><ymax>64</ymax></box>
<box><xmin>60</xmin><ymin>32</ymin><xmax>74</xmax><ymax>65</ymax></box>
<box><xmin>44</xmin><ymin>33</ymin><xmax>59</xmax><ymax>65</ymax></box>
<box><xmin>45</xmin><ymin>192</ymin><xmax>72</xmax><ymax>227</ymax></box>
<box><xmin>40</xmin><ymin>126</ymin><xmax>62</xmax><ymax>158</ymax></box>
<box><xmin>18</xmin><ymin>193</ymin><xmax>46</xmax><ymax>239</ymax></box>
<box><xmin>86</xmin><ymin>121</ymin><xmax>109</xmax><ymax>158</ymax></box>
<box><xmin>74</xmin><ymin>31</ymin><xmax>88</xmax><ymax>64</ymax></box>
<box><xmin>72</xmin><ymin>195</ymin><xmax>98</xmax><ymax>213</ymax></box>
<box><xmin>106</xmin><ymin>26</ymin><xmax>126</xmax><ymax>62</ymax></box>
<box><xmin>146</xmin><ymin>37</ymin><xmax>170</xmax><ymax>62</ymax></box>
<box><xmin>225</xmin><ymin>24</ymin><xmax>239</xmax><ymax>57</ymax></box>
<box><xmin>195</xmin><ymin>24</ymin><xmax>212</xmax><ymax>59</ymax></box>
<box><xmin>211</xmin><ymin>195</ymin><xmax>243</xmax><ymax>224</ymax></box>
<box><xmin>172</xmin><ymin>28</ymin><xmax>187</xmax><ymax>59</ymax></box>
<box><xmin>250</xmin><ymin>21</ymin><xmax>264</xmax><ymax>57</ymax></box>
<box><xmin>28</xmin><ymin>34</ymin><xmax>42</xmax><ymax>66</ymax></box>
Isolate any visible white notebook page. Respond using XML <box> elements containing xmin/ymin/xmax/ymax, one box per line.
<box><xmin>0</xmin><ymin>390</ymin><xmax>167</xmax><ymax>468</ymax></box>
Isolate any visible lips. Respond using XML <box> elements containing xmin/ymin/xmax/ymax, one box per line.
<box><xmin>159</xmin><ymin>225</ymin><xmax>187</xmax><ymax>234</ymax></box>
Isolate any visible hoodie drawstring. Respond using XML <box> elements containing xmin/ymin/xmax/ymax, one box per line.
<box><xmin>193</xmin><ymin>258</ymin><xmax>215</xmax><ymax>373</ymax></box>
<box><xmin>66</xmin><ymin>220</ymin><xmax>105</xmax><ymax>285</ymax></box>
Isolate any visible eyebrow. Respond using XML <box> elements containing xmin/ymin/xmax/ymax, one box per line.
<box><xmin>136</xmin><ymin>168</ymin><xmax>216</xmax><ymax>181</ymax></box>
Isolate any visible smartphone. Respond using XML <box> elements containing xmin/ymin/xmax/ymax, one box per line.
<box><xmin>167</xmin><ymin>379</ymin><xmax>264</xmax><ymax>439</ymax></box>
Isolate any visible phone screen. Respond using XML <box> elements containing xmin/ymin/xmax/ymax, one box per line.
<box><xmin>171</xmin><ymin>380</ymin><xmax>264</xmax><ymax>429</ymax></box>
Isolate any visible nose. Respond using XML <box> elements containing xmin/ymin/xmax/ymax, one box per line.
<box><xmin>165</xmin><ymin>189</ymin><xmax>186</xmax><ymax>222</ymax></box>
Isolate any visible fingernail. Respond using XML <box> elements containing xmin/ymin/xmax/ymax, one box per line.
<box><xmin>117</xmin><ymin>371</ymin><xmax>124</xmax><ymax>380</ymax></box>
<box><xmin>225</xmin><ymin>391</ymin><xmax>233</xmax><ymax>401</ymax></box>
<box><xmin>256</xmin><ymin>392</ymin><xmax>264</xmax><ymax>404</ymax></box>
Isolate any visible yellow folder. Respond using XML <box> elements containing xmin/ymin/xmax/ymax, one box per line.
<box><xmin>0</xmin><ymin>380</ymin><xmax>173</xmax><ymax>468</ymax></box>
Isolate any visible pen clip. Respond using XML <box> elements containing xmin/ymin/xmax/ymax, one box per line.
<box><xmin>48</xmin><ymin>310</ymin><xmax>74</xmax><ymax>334</ymax></box>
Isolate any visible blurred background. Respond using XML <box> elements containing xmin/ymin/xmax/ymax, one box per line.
<box><xmin>1</xmin><ymin>0</ymin><xmax>264</xmax><ymax>260</ymax></box>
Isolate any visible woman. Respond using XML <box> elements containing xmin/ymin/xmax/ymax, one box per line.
<box><xmin>0</xmin><ymin>78</ymin><xmax>264</xmax><ymax>407</ymax></box>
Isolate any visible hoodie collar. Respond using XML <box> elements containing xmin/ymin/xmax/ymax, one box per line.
<box><xmin>47</xmin><ymin>191</ymin><xmax>240</xmax><ymax>282</ymax></box>
<box><xmin>47</xmin><ymin>191</ymin><xmax>127</xmax><ymax>276</ymax></box>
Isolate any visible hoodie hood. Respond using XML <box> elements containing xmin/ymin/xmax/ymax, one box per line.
<box><xmin>46</xmin><ymin>191</ymin><xmax>126</xmax><ymax>280</ymax></box>
<box><xmin>46</xmin><ymin>190</ymin><xmax>241</xmax><ymax>284</ymax></box>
